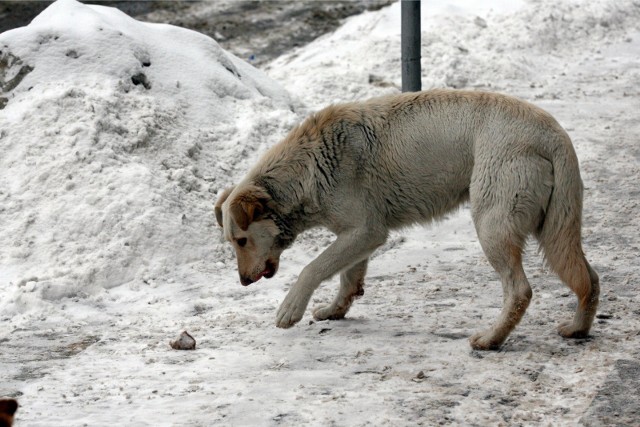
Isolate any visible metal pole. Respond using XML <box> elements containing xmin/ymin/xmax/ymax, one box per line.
<box><xmin>401</xmin><ymin>0</ymin><xmax>421</xmax><ymax>92</ymax></box>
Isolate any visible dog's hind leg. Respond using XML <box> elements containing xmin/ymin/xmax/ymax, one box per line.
<box><xmin>468</xmin><ymin>153</ymin><xmax>555</xmax><ymax>349</ymax></box>
<box><xmin>539</xmin><ymin>231</ymin><xmax>599</xmax><ymax>338</ymax></box>
<box><xmin>469</xmin><ymin>224</ymin><xmax>532</xmax><ymax>350</ymax></box>
<box><xmin>534</xmin><ymin>174</ymin><xmax>600</xmax><ymax>337</ymax></box>
<box><xmin>555</xmin><ymin>257</ymin><xmax>599</xmax><ymax>338</ymax></box>
<box><xmin>312</xmin><ymin>259</ymin><xmax>368</xmax><ymax>321</ymax></box>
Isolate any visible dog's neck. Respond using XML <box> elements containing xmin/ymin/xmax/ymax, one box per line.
<box><xmin>253</xmin><ymin>175</ymin><xmax>319</xmax><ymax>247</ymax></box>
<box><xmin>271</xmin><ymin>206</ymin><xmax>304</xmax><ymax>249</ymax></box>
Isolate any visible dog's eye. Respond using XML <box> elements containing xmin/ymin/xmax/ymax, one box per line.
<box><xmin>237</xmin><ymin>238</ymin><xmax>247</xmax><ymax>247</ymax></box>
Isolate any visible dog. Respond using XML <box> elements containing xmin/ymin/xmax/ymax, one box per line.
<box><xmin>0</xmin><ymin>399</ymin><xmax>18</xmax><ymax>427</ymax></box>
<box><xmin>215</xmin><ymin>89</ymin><xmax>599</xmax><ymax>350</ymax></box>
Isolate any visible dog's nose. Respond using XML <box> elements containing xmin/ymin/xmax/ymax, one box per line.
<box><xmin>240</xmin><ymin>276</ymin><xmax>254</xmax><ymax>286</ymax></box>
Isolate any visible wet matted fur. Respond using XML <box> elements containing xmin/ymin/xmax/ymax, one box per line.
<box><xmin>215</xmin><ymin>89</ymin><xmax>599</xmax><ymax>350</ymax></box>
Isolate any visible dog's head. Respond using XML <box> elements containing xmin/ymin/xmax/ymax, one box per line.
<box><xmin>0</xmin><ymin>399</ymin><xmax>18</xmax><ymax>427</ymax></box>
<box><xmin>215</xmin><ymin>184</ymin><xmax>284</xmax><ymax>286</ymax></box>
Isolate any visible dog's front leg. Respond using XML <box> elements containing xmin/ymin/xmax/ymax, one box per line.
<box><xmin>275</xmin><ymin>228</ymin><xmax>386</xmax><ymax>328</ymax></box>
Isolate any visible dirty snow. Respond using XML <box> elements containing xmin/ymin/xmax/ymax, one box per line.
<box><xmin>1</xmin><ymin>0</ymin><xmax>639</xmax><ymax>425</ymax></box>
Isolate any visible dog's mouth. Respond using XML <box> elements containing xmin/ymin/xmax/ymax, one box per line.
<box><xmin>260</xmin><ymin>259</ymin><xmax>277</xmax><ymax>280</ymax></box>
<box><xmin>241</xmin><ymin>260</ymin><xmax>278</xmax><ymax>286</ymax></box>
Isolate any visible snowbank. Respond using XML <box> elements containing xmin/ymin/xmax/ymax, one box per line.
<box><xmin>1</xmin><ymin>0</ymin><xmax>290</xmax><ymax>118</ymax></box>
<box><xmin>267</xmin><ymin>0</ymin><xmax>640</xmax><ymax>106</ymax></box>
<box><xmin>0</xmin><ymin>0</ymin><xmax>296</xmax><ymax>312</ymax></box>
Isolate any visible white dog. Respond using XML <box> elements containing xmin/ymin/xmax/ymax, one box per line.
<box><xmin>215</xmin><ymin>90</ymin><xmax>599</xmax><ymax>350</ymax></box>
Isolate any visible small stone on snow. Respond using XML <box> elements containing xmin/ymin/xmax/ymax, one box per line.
<box><xmin>170</xmin><ymin>331</ymin><xmax>196</xmax><ymax>350</ymax></box>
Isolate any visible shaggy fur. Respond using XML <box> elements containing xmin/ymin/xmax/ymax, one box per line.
<box><xmin>215</xmin><ymin>89</ymin><xmax>599</xmax><ymax>350</ymax></box>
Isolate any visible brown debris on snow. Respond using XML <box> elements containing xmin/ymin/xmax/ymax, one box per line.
<box><xmin>170</xmin><ymin>331</ymin><xmax>196</xmax><ymax>351</ymax></box>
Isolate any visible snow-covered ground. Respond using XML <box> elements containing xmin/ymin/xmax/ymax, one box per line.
<box><xmin>1</xmin><ymin>0</ymin><xmax>639</xmax><ymax>425</ymax></box>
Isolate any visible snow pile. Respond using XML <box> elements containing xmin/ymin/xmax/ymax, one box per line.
<box><xmin>0</xmin><ymin>0</ymin><xmax>296</xmax><ymax>311</ymax></box>
<box><xmin>1</xmin><ymin>0</ymin><xmax>290</xmax><ymax>119</ymax></box>
<box><xmin>267</xmin><ymin>0</ymin><xmax>640</xmax><ymax>106</ymax></box>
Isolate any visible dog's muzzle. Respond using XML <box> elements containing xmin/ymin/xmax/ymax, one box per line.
<box><xmin>240</xmin><ymin>275</ymin><xmax>254</xmax><ymax>286</ymax></box>
<box><xmin>240</xmin><ymin>260</ymin><xmax>277</xmax><ymax>286</ymax></box>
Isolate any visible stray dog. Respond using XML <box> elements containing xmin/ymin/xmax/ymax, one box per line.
<box><xmin>0</xmin><ymin>399</ymin><xmax>18</xmax><ymax>427</ymax></box>
<box><xmin>215</xmin><ymin>89</ymin><xmax>599</xmax><ymax>350</ymax></box>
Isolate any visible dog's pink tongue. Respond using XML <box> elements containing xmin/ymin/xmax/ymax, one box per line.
<box><xmin>251</xmin><ymin>271</ymin><xmax>265</xmax><ymax>283</ymax></box>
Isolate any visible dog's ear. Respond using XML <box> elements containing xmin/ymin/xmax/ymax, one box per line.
<box><xmin>228</xmin><ymin>185</ymin><xmax>271</xmax><ymax>231</ymax></box>
<box><xmin>214</xmin><ymin>186</ymin><xmax>235</xmax><ymax>227</ymax></box>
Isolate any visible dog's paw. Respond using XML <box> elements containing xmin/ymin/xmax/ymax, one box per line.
<box><xmin>275</xmin><ymin>290</ymin><xmax>311</xmax><ymax>328</ymax></box>
<box><xmin>276</xmin><ymin>303</ymin><xmax>304</xmax><ymax>328</ymax></box>
<box><xmin>557</xmin><ymin>321</ymin><xmax>590</xmax><ymax>338</ymax></box>
<box><xmin>312</xmin><ymin>304</ymin><xmax>344</xmax><ymax>320</ymax></box>
<box><xmin>469</xmin><ymin>330</ymin><xmax>503</xmax><ymax>351</ymax></box>
<box><xmin>312</xmin><ymin>304</ymin><xmax>346</xmax><ymax>321</ymax></box>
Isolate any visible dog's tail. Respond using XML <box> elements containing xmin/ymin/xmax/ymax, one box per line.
<box><xmin>537</xmin><ymin>133</ymin><xmax>599</xmax><ymax>311</ymax></box>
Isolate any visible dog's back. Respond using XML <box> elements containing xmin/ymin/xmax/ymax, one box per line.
<box><xmin>262</xmin><ymin>90</ymin><xmax>572</xmax><ymax>230</ymax></box>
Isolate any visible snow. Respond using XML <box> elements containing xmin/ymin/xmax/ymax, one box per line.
<box><xmin>0</xmin><ymin>0</ymin><xmax>296</xmax><ymax>313</ymax></box>
<box><xmin>1</xmin><ymin>0</ymin><xmax>640</xmax><ymax>425</ymax></box>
